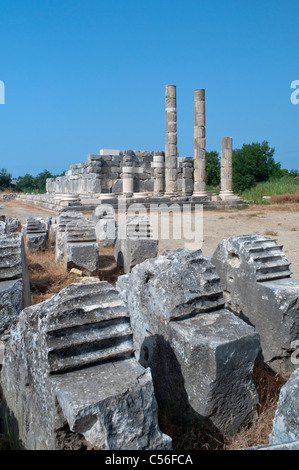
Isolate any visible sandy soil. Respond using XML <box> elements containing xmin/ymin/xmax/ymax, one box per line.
<box><xmin>2</xmin><ymin>200</ymin><xmax>299</xmax><ymax>279</ymax></box>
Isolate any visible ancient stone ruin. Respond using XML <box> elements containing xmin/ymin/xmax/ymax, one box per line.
<box><xmin>0</xmin><ymin>281</ymin><xmax>172</xmax><ymax>450</ymax></box>
<box><xmin>64</xmin><ymin>219</ymin><xmax>99</xmax><ymax>275</ymax></box>
<box><xmin>0</xmin><ymin>219</ymin><xmax>299</xmax><ymax>450</ymax></box>
<box><xmin>55</xmin><ymin>211</ymin><xmax>84</xmax><ymax>263</ymax></box>
<box><xmin>270</xmin><ymin>366</ymin><xmax>299</xmax><ymax>445</ymax></box>
<box><xmin>0</xmin><ymin>232</ymin><xmax>31</xmax><ymax>337</ymax></box>
<box><xmin>116</xmin><ymin>248</ymin><xmax>261</xmax><ymax>436</ymax></box>
<box><xmin>15</xmin><ymin>85</ymin><xmax>246</xmax><ymax>213</ymax></box>
<box><xmin>212</xmin><ymin>234</ymin><xmax>299</xmax><ymax>373</ymax></box>
<box><xmin>115</xmin><ymin>215</ymin><xmax>158</xmax><ymax>274</ymax></box>
<box><xmin>93</xmin><ymin>204</ymin><xmax>117</xmax><ymax>247</ymax></box>
<box><xmin>25</xmin><ymin>217</ymin><xmax>49</xmax><ymax>252</ymax></box>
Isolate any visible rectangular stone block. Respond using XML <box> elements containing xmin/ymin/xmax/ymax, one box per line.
<box><xmin>100</xmin><ymin>149</ymin><xmax>120</xmax><ymax>156</ymax></box>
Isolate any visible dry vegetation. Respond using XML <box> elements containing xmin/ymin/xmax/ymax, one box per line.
<box><xmin>27</xmin><ymin>242</ymin><xmax>75</xmax><ymax>305</ymax></box>
<box><xmin>27</xmin><ymin>241</ymin><xmax>121</xmax><ymax>305</ymax></box>
<box><xmin>270</xmin><ymin>191</ymin><xmax>299</xmax><ymax>204</ymax></box>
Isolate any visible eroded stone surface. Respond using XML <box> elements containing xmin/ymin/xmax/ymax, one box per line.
<box><xmin>0</xmin><ymin>233</ymin><xmax>30</xmax><ymax>335</ymax></box>
<box><xmin>212</xmin><ymin>234</ymin><xmax>299</xmax><ymax>372</ymax></box>
<box><xmin>115</xmin><ymin>216</ymin><xmax>158</xmax><ymax>273</ymax></box>
<box><xmin>270</xmin><ymin>367</ymin><xmax>299</xmax><ymax>445</ymax></box>
<box><xmin>55</xmin><ymin>211</ymin><xmax>84</xmax><ymax>263</ymax></box>
<box><xmin>116</xmin><ymin>248</ymin><xmax>260</xmax><ymax>436</ymax></box>
<box><xmin>0</xmin><ymin>281</ymin><xmax>171</xmax><ymax>450</ymax></box>
<box><xmin>65</xmin><ymin>219</ymin><xmax>99</xmax><ymax>275</ymax></box>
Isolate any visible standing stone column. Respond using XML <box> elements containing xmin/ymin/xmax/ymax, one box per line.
<box><xmin>220</xmin><ymin>137</ymin><xmax>234</xmax><ymax>200</ymax></box>
<box><xmin>152</xmin><ymin>152</ymin><xmax>165</xmax><ymax>196</ymax></box>
<box><xmin>193</xmin><ymin>89</ymin><xmax>207</xmax><ymax>196</ymax></box>
<box><xmin>178</xmin><ymin>157</ymin><xmax>194</xmax><ymax>196</ymax></box>
<box><xmin>121</xmin><ymin>151</ymin><xmax>134</xmax><ymax>197</ymax></box>
<box><xmin>165</xmin><ymin>85</ymin><xmax>178</xmax><ymax>196</ymax></box>
<box><xmin>122</xmin><ymin>166</ymin><xmax>134</xmax><ymax>196</ymax></box>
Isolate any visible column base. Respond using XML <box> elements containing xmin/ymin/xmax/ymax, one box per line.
<box><xmin>133</xmin><ymin>192</ymin><xmax>149</xmax><ymax>198</ymax></box>
<box><xmin>98</xmin><ymin>193</ymin><xmax>115</xmax><ymax>200</ymax></box>
<box><xmin>192</xmin><ymin>191</ymin><xmax>208</xmax><ymax>197</ymax></box>
<box><xmin>219</xmin><ymin>191</ymin><xmax>240</xmax><ymax>201</ymax></box>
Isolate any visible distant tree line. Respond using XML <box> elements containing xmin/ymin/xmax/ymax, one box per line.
<box><xmin>0</xmin><ymin>169</ymin><xmax>64</xmax><ymax>193</ymax></box>
<box><xmin>0</xmin><ymin>142</ymin><xmax>298</xmax><ymax>194</ymax></box>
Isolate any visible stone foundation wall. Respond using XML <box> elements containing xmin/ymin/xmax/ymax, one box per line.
<box><xmin>46</xmin><ymin>150</ymin><xmax>163</xmax><ymax>196</ymax></box>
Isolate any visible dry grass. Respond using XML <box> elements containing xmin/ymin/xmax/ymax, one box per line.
<box><xmin>27</xmin><ymin>242</ymin><xmax>122</xmax><ymax>304</ymax></box>
<box><xmin>27</xmin><ymin>242</ymin><xmax>76</xmax><ymax>305</ymax></box>
<box><xmin>264</xmin><ymin>229</ymin><xmax>278</xmax><ymax>237</ymax></box>
<box><xmin>270</xmin><ymin>191</ymin><xmax>299</xmax><ymax>204</ymax></box>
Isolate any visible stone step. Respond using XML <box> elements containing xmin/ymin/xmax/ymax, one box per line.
<box><xmin>47</xmin><ymin>317</ymin><xmax>132</xmax><ymax>352</ymax></box>
<box><xmin>252</xmin><ymin>254</ymin><xmax>286</xmax><ymax>263</ymax></box>
<box><xmin>255</xmin><ymin>264</ymin><xmax>291</xmax><ymax>282</ymax></box>
<box><xmin>48</xmin><ymin>337</ymin><xmax>134</xmax><ymax>374</ymax></box>
<box><xmin>48</xmin><ymin>305</ymin><xmax>128</xmax><ymax>333</ymax></box>
<box><xmin>248</xmin><ymin>244</ymin><xmax>284</xmax><ymax>254</ymax></box>
<box><xmin>171</xmin><ymin>291</ymin><xmax>225</xmax><ymax>320</ymax></box>
<box><xmin>244</xmin><ymin>238</ymin><xmax>278</xmax><ymax>248</ymax></box>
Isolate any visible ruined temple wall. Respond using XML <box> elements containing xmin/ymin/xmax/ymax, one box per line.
<box><xmin>46</xmin><ymin>151</ymin><xmax>163</xmax><ymax>196</ymax></box>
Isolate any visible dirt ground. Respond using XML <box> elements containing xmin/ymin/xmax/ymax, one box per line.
<box><xmin>2</xmin><ymin>200</ymin><xmax>299</xmax><ymax>278</ymax></box>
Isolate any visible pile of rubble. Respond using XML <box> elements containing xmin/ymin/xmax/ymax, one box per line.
<box><xmin>0</xmin><ymin>217</ymin><xmax>298</xmax><ymax>450</ymax></box>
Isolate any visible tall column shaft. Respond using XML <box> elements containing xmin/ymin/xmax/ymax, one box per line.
<box><xmin>193</xmin><ymin>89</ymin><xmax>207</xmax><ymax>196</ymax></box>
<box><xmin>220</xmin><ymin>137</ymin><xmax>233</xmax><ymax>194</ymax></box>
<box><xmin>165</xmin><ymin>85</ymin><xmax>178</xmax><ymax>195</ymax></box>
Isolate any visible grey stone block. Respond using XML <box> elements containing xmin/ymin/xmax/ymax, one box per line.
<box><xmin>26</xmin><ymin>232</ymin><xmax>48</xmax><ymax>252</ymax></box>
<box><xmin>0</xmin><ymin>233</ymin><xmax>31</xmax><ymax>335</ymax></box>
<box><xmin>115</xmin><ymin>216</ymin><xmax>158</xmax><ymax>274</ymax></box>
<box><xmin>0</xmin><ymin>282</ymin><xmax>171</xmax><ymax>450</ymax></box>
<box><xmin>66</xmin><ymin>241</ymin><xmax>99</xmax><ymax>275</ymax></box>
<box><xmin>212</xmin><ymin>234</ymin><xmax>299</xmax><ymax>372</ymax></box>
<box><xmin>0</xmin><ymin>279</ymin><xmax>23</xmax><ymax>334</ymax></box>
<box><xmin>270</xmin><ymin>367</ymin><xmax>299</xmax><ymax>445</ymax></box>
<box><xmin>116</xmin><ymin>248</ymin><xmax>260</xmax><ymax>436</ymax></box>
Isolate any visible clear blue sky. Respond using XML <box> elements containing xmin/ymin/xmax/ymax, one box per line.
<box><xmin>0</xmin><ymin>0</ymin><xmax>299</xmax><ymax>177</ymax></box>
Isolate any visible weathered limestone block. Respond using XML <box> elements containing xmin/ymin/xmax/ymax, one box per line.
<box><xmin>212</xmin><ymin>234</ymin><xmax>299</xmax><ymax>372</ymax></box>
<box><xmin>5</xmin><ymin>217</ymin><xmax>20</xmax><ymax>234</ymax></box>
<box><xmin>65</xmin><ymin>220</ymin><xmax>99</xmax><ymax>275</ymax></box>
<box><xmin>0</xmin><ymin>221</ymin><xmax>6</xmax><ymax>234</ymax></box>
<box><xmin>115</xmin><ymin>216</ymin><xmax>158</xmax><ymax>274</ymax></box>
<box><xmin>0</xmin><ymin>280</ymin><xmax>23</xmax><ymax>334</ymax></box>
<box><xmin>0</xmin><ymin>282</ymin><xmax>172</xmax><ymax>450</ymax></box>
<box><xmin>26</xmin><ymin>217</ymin><xmax>48</xmax><ymax>252</ymax></box>
<box><xmin>94</xmin><ymin>205</ymin><xmax>117</xmax><ymax>247</ymax></box>
<box><xmin>116</xmin><ymin>249</ymin><xmax>260</xmax><ymax>436</ymax></box>
<box><xmin>55</xmin><ymin>211</ymin><xmax>84</xmax><ymax>263</ymax></box>
<box><xmin>0</xmin><ymin>233</ymin><xmax>31</xmax><ymax>335</ymax></box>
<box><xmin>270</xmin><ymin>367</ymin><xmax>299</xmax><ymax>445</ymax></box>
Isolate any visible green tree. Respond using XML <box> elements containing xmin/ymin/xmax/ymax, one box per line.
<box><xmin>206</xmin><ymin>151</ymin><xmax>220</xmax><ymax>187</ymax></box>
<box><xmin>34</xmin><ymin>169</ymin><xmax>54</xmax><ymax>193</ymax></box>
<box><xmin>0</xmin><ymin>168</ymin><xmax>12</xmax><ymax>190</ymax></box>
<box><xmin>232</xmin><ymin>141</ymin><xmax>282</xmax><ymax>192</ymax></box>
<box><xmin>15</xmin><ymin>173</ymin><xmax>36</xmax><ymax>193</ymax></box>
